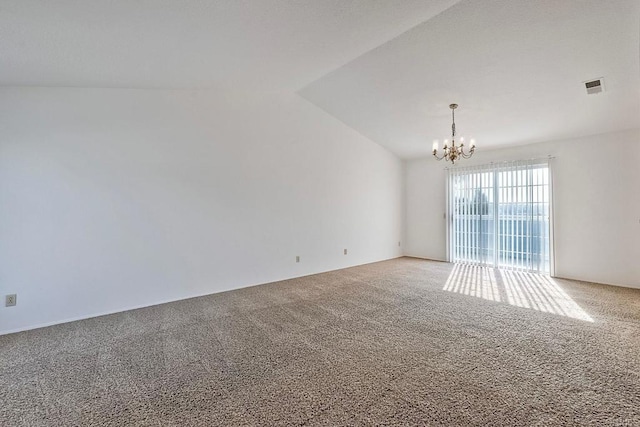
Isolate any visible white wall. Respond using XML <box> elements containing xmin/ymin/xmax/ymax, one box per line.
<box><xmin>405</xmin><ymin>129</ymin><xmax>640</xmax><ymax>289</ymax></box>
<box><xmin>0</xmin><ymin>87</ymin><xmax>404</xmax><ymax>334</ymax></box>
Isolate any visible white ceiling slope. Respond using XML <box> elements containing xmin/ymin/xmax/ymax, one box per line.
<box><xmin>300</xmin><ymin>0</ymin><xmax>640</xmax><ymax>158</ymax></box>
<box><xmin>0</xmin><ymin>0</ymin><xmax>460</xmax><ymax>90</ymax></box>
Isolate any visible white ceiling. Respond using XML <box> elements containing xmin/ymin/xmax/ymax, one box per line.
<box><xmin>0</xmin><ymin>0</ymin><xmax>459</xmax><ymax>91</ymax></box>
<box><xmin>2</xmin><ymin>0</ymin><xmax>638</xmax><ymax>157</ymax></box>
<box><xmin>301</xmin><ymin>0</ymin><xmax>640</xmax><ymax>158</ymax></box>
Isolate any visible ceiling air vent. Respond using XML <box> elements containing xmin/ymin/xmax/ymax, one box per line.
<box><xmin>584</xmin><ymin>78</ymin><xmax>604</xmax><ymax>95</ymax></box>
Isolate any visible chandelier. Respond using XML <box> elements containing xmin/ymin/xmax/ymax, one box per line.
<box><xmin>432</xmin><ymin>103</ymin><xmax>476</xmax><ymax>164</ymax></box>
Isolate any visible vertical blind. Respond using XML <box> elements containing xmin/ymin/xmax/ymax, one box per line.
<box><xmin>447</xmin><ymin>159</ymin><xmax>552</xmax><ymax>274</ymax></box>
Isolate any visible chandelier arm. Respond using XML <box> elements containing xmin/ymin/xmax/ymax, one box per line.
<box><xmin>459</xmin><ymin>147</ymin><xmax>475</xmax><ymax>159</ymax></box>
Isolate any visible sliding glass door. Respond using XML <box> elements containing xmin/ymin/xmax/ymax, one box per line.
<box><xmin>448</xmin><ymin>160</ymin><xmax>551</xmax><ymax>274</ymax></box>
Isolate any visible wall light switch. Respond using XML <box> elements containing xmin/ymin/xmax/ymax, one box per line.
<box><xmin>344</xmin><ymin>249</ymin><xmax>347</xmax><ymax>255</ymax></box>
<box><xmin>296</xmin><ymin>256</ymin><xmax>300</xmax><ymax>263</ymax></box>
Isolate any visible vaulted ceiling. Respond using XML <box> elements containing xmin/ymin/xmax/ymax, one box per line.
<box><xmin>2</xmin><ymin>0</ymin><xmax>639</xmax><ymax>158</ymax></box>
<box><xmin>300</xmin><ymin>0</ymin><xmax>640</xmax><ymax>158</ymax></box>
<box><xmin>0</xmin><ymin>0</ymin><xmax>458</xmax><ymax>91</ymax></box>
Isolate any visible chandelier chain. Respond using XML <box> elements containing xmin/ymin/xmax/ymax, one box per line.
<box><xmin>452</xmin><ymin>107</ymin><xmax>456</xmax><ymax>138</ymax></box>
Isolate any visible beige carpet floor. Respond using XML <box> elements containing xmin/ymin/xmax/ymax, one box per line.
<box><xmin>1</xmin><ymin>257</ymin><xmax>639</xmax><ymax>426</ymax></box>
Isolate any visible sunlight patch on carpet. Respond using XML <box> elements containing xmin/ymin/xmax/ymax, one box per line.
<box><xmin>444</xmin><ymin>264</ymin><xmax>593</xmax><ymax>322</ymax></box>
<box><xmin>443</xmin><ymin>263</ymin><xmax>501</xmax><ymax>302</ymax></box>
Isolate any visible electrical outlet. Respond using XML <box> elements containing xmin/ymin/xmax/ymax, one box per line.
<box><xmin>5</xmin><ymin>294</ymin><xmax>17</xmax><ymax>307</ymax></box>
<box><xmin>344</xmin><ymin>249</ymin><xmax>347</xmax><ymax>255</ymax></box>
<box><xmin>296</xmin><ymin>256</ymin><xmax>300</xmax><ymax>263</ymax></box>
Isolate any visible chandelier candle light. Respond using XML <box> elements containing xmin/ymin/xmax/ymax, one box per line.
<box><xmin>432</xmin><ymin>103</ymin><xmax>476</xmax><ymax>164</ymax></box>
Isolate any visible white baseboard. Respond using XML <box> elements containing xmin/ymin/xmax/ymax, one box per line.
<box><xmin>0</xmin><ymin>255</ymin><xmax>404</xmax><ymax>336</ymax></box>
